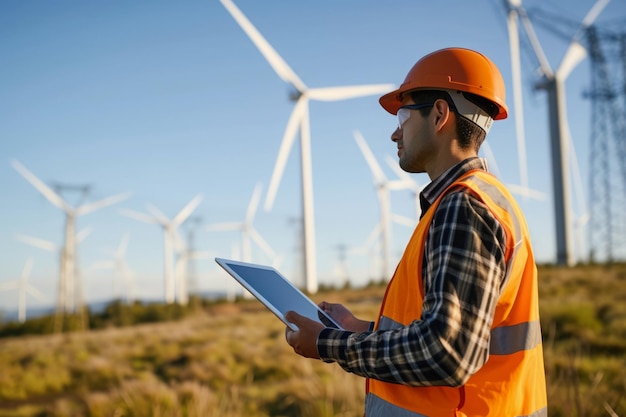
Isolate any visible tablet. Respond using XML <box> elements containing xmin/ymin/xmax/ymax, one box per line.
<box><xmin>215</xmin><ymin>257</ymin><xmax>343</xmax><ymax>331</ymax></box>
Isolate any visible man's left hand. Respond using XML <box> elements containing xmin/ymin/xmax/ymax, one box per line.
<box><xmin>284</xmin><ymin>311</ymin><xmax>324</xmax><ymax>359</ymax></box>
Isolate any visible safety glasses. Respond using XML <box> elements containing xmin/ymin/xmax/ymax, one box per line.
<box><xmin>397</xmin><ymin>103</ymin><xmax>434</xmax><ymax>129</ymax></box>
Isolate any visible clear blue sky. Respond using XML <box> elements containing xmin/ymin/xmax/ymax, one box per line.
<box><xmin>1</xmin><ymin>1</ymin><xmax>623</xmax><ymax>314</ymax></box>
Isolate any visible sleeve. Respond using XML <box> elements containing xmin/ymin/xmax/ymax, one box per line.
<box><xmin>316</xmin><ymin>190</ymin><xmax>507</xmax><ymax>387</ymax></box>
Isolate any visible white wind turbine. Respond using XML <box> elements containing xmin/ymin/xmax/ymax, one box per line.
<box><xmin>220</xmin><ymin>0</ymin><xmax>395</xmax><ymax>294</ymax></box>
<box><xmin>120</xmin><ymin>194</ymin><xmax>203</xmax><ymax>304</ymax></box>
<box><xmin>0</xmin><ymin>258</ymin><xmax>46</xmax><ymax>323</ymax></box>
<box><xmin>12</xmin><ymin>160</ymin><xmax>130</xmax><ymax>318</ymax></box>
<box><xmin>353</xmin><ymin>130</ymin><xmax>412</xmax><ymax>280</ymax></box>
<box><xmin>205</xmin><ymin>182</ymin><xmax>276</xmax><ymax>265</ymax></box>
<box><xmin>503</xmin><ymin>0</ymin><xmax>610</xmax><ymax>265</ymax></box>
<box><xmin>173</xmin><ymin>235</ymin><xmax>212</xmax><ymax>306</ymax></box>
<box><xmin>92</xmin><ymin>233</ymin><xmax>135</xmax><ymax>303</ymax></box>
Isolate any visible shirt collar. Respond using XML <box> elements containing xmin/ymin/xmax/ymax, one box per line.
<box><xmin>419</xmin><ymin>157</ymin><xmax>489</xmax><ymax>218</ymax></box>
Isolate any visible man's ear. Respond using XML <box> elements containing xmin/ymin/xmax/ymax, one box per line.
<box><xmin>432</xmin><ymin>99</ymin><xmax>451</xmax><ymax>132</ymax></box>
<box><xmin>432</xmin><ymin>99</ymin><xmax>453</xmax><ymax>131</ymax></box>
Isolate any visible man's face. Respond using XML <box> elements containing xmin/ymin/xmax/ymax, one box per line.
<box><xmin>391</xmin><ymin>96</ymin><xmax>438</xmax><ymax>174</ymax></box>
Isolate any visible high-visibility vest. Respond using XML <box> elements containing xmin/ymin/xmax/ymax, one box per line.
<box><xmin>365</xmin><ymin>170</ymin><xmax>547</xmax><ymax>417</ymax></box>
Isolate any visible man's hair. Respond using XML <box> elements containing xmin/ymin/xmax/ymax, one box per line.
<box><xmin>409</xmin><ymin>90</ymin><xmax>497</xmax><ymax>152</ymax></box>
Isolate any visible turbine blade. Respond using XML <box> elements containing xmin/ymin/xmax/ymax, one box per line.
<box><xmin>77</xmin><ymin>192</ymin><xmax>132</xmax><ymax>216</ymax></box>
<box><xmin>264</xmin><ymin>97</ymin><xmax>307</xmax><ymax>211</ymax></box>
<box><xmin>506</xmin><ymin>184</ymin><xmax>547</xmax><ymax>201</ymax></box>
<box><xmin>581</xmin><ymin>0</ymin><xmax>610</xmax><ymax>27</ymax></box>
<box><xmin>92</xmin><ymin>260</ymin><xmax>115</xmax><ymax>270</ymax></box>
<box><xmin>119</xmin><ymin>208</ymin><xmax>159</xmax><ymax>225</ymax></box>
<box><xmin>481</xmin><ymin>140</ymin><xmax>502</xmax><ymax>178</ymax></box>
<box><xmin>391</xmin><ymin>213</ymin><xmax>416</xmax><ymax>228</ymax></box>
<box><xmin>517</xmin><ymin>7</ymin><xmax>554</xmax><ymax>78</ymax></box>
<box><xmin>219</xmin><ymin>0</ymin><xmax>307</xmax><ymax>93</ymax></box>
<box><xmin>384</xmin><ymin>155</ymin><xmax>419</xmax><ymax>192</ymax></box>
<box><xmin>173</xmin><ymin>194</ymin><xmax>203</xmax><ymax>225</ymax></box>
<box><xmin>76</xmin><ymin>226</ymin><xmax>92</xmax><ymax>243</ymax></box>
<box><xmin>249</xmin><ymin>228</ymin><xmax>276</xmax><ymax>259</ymax></box>
<box><xmin>353</xmin><ymin>130</ymin><xmax>386</xmax><ymax>183</ymax></box>
<box><xmin>507</xmin><ymin>6</ymin><xmax>529</xmax><ymax>189</ymax></box>
<box><xmin>145</xmin><ymin>204</ymin><xmax>170</xmax><ymax>224</ymax></box>
<box><xmin>245</xmin><ymin>183</ymin><xmax>263</xmax><ymax>224</ymax></box>
<box><xmin>188</xmin><ymin>250</ymin><xmax>213</xmax><ymax>260</ymax></box>
<box><xmin>308</xmin><ymin>84</ymin><xmax>396</xmax><ymax>102</ymax></box>
<box><xmin>15</xmin><ymin>234</ymin><xmax>57</xmax><ymax>252</ymax></box>
<box><xmin>0</xmin><ymin>282</ymin><xmax>17</xmax><ymax>291</ymax></box>
<box><xmin>26</xmin><ymin>285</ymin><xmax>47</xmax><ymax>301</ymax></box>
<box><xmin>11</xmin><ymin>160</ymin><xmax>71</xmax><ymax>212</ymax></box>
<box><xmin>557</xmin><ymin>41</ymin><xmax>587</xmax><ymax>80</ymax></box>
<box><xmin>205</xmin><ymin>222</ymin><xmax>242</xmax><ymax>232</ymax></box>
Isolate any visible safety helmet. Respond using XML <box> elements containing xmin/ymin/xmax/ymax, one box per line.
<box><xmin>379</xmin><ymin>47</ymin><xmax>508</xmax><ymax>129</ymax></box>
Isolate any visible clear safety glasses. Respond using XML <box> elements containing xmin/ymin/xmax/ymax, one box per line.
<box><xmin>397</xmin><ymin>103</ymin><xmax>434</xmax><ymax>129</ymax></box>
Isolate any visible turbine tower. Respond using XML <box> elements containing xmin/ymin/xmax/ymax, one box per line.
<box><xmin>220</xmin><ymin>0</ymin><xmax>395</xmax><ymax>293</ymax></box>
<box><xmin>503</xmin><ymin>0</ymin><xmax>610</xmax><ymax>266</ymax></box>
<box><xmin>120</xmin><ymin>194</ymin><xmax>202</xmax><ymax>304</ymax></box>
<box><xmin>12</xmin><ymin>160</ymin><xmax>130</xmax><ymax>331</ymax></box>
<box><xmin>0</xmin><ymin>258</ymin><xmax>46</xmax><ymax>323</ymax></box>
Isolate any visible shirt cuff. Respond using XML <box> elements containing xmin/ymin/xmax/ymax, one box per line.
<box><xmin>317</xmin><ymin>327</ymin><xmax>353</xmax><ymax>363</ymax></box>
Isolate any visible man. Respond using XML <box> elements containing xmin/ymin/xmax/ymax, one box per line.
<box><xmin>285</xmin><ymin>47</ymin><xmax>547</xmax><ymax>416</ymax></box>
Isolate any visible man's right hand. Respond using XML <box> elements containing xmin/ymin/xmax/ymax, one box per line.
<box><xmin>318</xmin><ymin>301</ymin><xmax>372</xmax><ymax>332</ymax></box>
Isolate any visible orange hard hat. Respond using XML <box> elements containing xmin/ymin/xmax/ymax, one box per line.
<box><xmin>379</xmin><ymin>47</ymin><xmax>508</xmax><ymax>120</ymax></box>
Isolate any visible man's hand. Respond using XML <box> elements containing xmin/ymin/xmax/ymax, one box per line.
<box><xmin>284</xmin><ymin>311</ymin><xmax>324</xmax><ymax>359</ymax></box>
<box><xmin>319</xmin><ymin>301</ymin><xmax>371</xmax><ymax>332</ymax></box>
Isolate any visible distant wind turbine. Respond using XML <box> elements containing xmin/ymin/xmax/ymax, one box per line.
<box><xmin>92</xmin><ymin>233</ymin><xmax>135</xmax><ymax>303</ymax></box>
<box><xmin>0</xmin><ymin>258</ymin><xmax>46</xmax><ymax>323</ymax></box>
<box><xmin>353</xmin><ymin>130</ymin><xmax>409</xmax><ymax>279</ymax></box>
<box><xmin>220</xmin><ymin>0</ymin><xmax>395</xmax><ymax>294</ymax></box>
<box><xmin>120</xmin><ymin>194</ymin><xmax>203</xmax><ymax>304</ymax></box>
<box><xmin>12</xmin><ymin>160</ymin><xmax>130</xmax><ymax>331</ymax></box>
<box><xmin>503</xmin><ymin>0</ymin><xmax>610</xmax><ymax>265</ymax></box>
<box><xmin>205</xmin><ymin>182</ymin><xmax>275</xmax><ymax>264</ymax></box>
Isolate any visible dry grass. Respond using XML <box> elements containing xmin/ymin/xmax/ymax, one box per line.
<box><xmin>0</xmin><ymin>266</ymin><xmax>624</xmax><ymax>416</ymax></box>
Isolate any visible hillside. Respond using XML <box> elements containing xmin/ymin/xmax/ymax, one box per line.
<box><xmin>0</xmin><ymin>265</ymin><xmax>624</xmax><ymax>416</ymax></box>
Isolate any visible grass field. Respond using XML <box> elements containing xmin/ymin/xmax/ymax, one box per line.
<box><xmin>0</xmin><ymin>265</ymin><xmax>625</xmax><ymax>416</ymax></box>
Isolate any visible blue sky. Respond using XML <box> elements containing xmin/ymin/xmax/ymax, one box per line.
<box><xmin>1</xmin><ymin>1</ymin><xmax>623</xmax><ymax>314</ymax></box>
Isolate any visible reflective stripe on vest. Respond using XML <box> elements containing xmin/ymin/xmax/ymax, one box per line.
<box><xmin>366</xmin><ymin>393</ymin><xmax>548</xmax><ymax>417</ymax></box>
<box><xmin>365</xmin><ymin>393</ymin><xmax>430</xmax><ymax>417</ymax></box>
<box><xmin>378</xmin><ymin>315</ymin><xmax>542</xmax><ymax>356</ymax></box>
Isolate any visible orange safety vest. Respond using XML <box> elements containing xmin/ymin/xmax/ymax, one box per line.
<box><xmin>365</xmin><ymin>170</ymin><xmax>547</xmax><ymax>417</ymax></box>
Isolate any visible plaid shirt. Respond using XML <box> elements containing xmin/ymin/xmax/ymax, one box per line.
<box><xmin>317</xmin><ymin>157</ymin><xmax>508</xmax><ymax>387</ymax></box>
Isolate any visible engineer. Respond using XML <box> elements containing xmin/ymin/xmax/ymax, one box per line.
<box><xmin>285</xmin><ymin>47</ymin><xmax>548</xmax><ymax>417</ymax></box>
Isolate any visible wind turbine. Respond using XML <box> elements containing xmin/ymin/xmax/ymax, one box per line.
<box><xmin>173</xmin><ymin>234</ymin><xmax>212</xmax><ymax>306</ymax></box>
<box><xmin>120</xmin><ymin>194</ymin><xmax>203</xmax><ymax>304</ymax></box>
<box><xmin>12</xmin><ymin>160</ymin><xmax>130</xmax><ymax>330</ymax></box>
<box><xmin>503</xmin><ymin>0</ymin><xmax>610</xmax><ymax>265</ymax></box>
<box><xmin>92</xmin><ymin>233</ymin><xmax>135</xmax><ymax>303</ymax></box>
<box><xmin>220</xmin><ymin>0</ymin><xmax>395</xmax><ymax>294</ymax></box>
<box><xmin>205</xmin><ymin>182</ymin><xmax>276</xmax><ymax>264</ymax></box>
<box><xmin>353</xmin><ymin>130</ymin><xmax>411</xmax><ymax>280</ymax></box>
<box><xmin>0</xmin><ymin>258</ymin><xmax>46</xmax><ymax>323</ymax></box>
<box><xmin>16</xmin><ymin>227</ymin><xmax>92</xmax><ymax>313</ymax></box>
